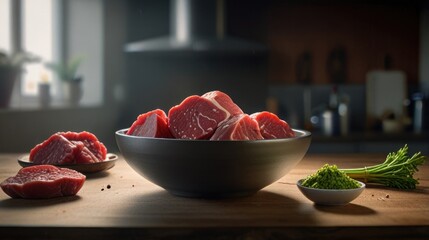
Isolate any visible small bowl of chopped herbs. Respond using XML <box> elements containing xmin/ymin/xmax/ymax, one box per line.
<box><xmin>297</xmin><ymin>164</ymin><xmax>365</xmax><ymax>206</ymax></box>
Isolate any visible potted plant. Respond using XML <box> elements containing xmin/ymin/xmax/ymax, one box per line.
<box><xmin>0</xmin><ymin>51</ymin><xmax>39</xmax><ymax>108</ymax></box>
<box><xmin>45</xmin><ymin>56</ymin><xmax>84</xmax><ymax>105</ymax></box>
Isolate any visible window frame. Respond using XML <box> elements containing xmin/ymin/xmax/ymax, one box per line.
<box><xmin>8</xmin><ymin>0</ymin><xmax>64</xmax><ymax>108</ymax></box>
<box><xmin>5</xmin><ymin>0</ymin><xmax>104</xmax><ymax>109</ymax></box>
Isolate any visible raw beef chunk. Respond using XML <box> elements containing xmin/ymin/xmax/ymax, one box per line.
<box><xmin>127</xmin><ymin>109</ymin><xmax>172</xmax><ymax>138</ymax></box>
<box><xmin>250</xmin><ymin>111</ymin><xmax>295</xmax><ymax>139</ymax></box>
<box><xmin>168</xmin><ymin>92</ymin><xmax>243</xmax><ymax>139</ymax></box>
<box><xmin>30</xmin><ymin>131</ymin><xmax>107</xmax><ymax>165</ymax></box>
<box><xmin>29</xmin><ymin>134</ymin><xmax>82</xmax><ymax>165</ymax></box>
<box><xmin>72</xmin><ymin>141</ymin><xmax>101</xmax><ymax>164</ymax></box>
<box><xmin>210</xmin><ymin>114</ymin><xmax>264</xmax><ymax>140</ymax></box>
<box><xmin>1</xmin><ymin>165</ymin><xmax>86</xmax><ymax>199</ymax></box>
<box><xmin>201</xmin><ymin>91</ymin><xmax>244</xmax><ymax>117</ymax></box>
<box><xmin>127</xmin><ymin>90</ymin><xmax>297</xmax><ymax>141</ymax></box>
<box><xmin>59</xmin><ymin>131</ymin><xmax>107</xmax><ymax>161</ymax></box>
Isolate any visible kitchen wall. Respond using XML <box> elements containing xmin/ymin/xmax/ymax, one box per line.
<box><xmin>228</xmin><ymin>0</ymin><xmax>421</xmax><ymax>85</ymax></box>
<box><xmin>250</xmin><ymin>0</ymin><xmax>427</xmax><ymax>154</ymax></box>
<box><xmin>420</xmin><ymin>5</ymin><xmax>429</xmax><ymax>92</ymax></box>
<box><xmin>227</xmin><ymin>1</ymin><xmax>427</xmax><ymax>132</ymax></box>
<box><xmin>121</xmin><ymin>0</ymin><xmax>427</xmax><ymax>131</ymax></box>
<box><xmin>66</xmin><ymin>0</ymin><xmax>104</xmax><ymax>106</ymax></box>
<box><xmin>124</xmin><ymin>0</ymin><xmax>428</xmax><ymax>154</ymax></box>
<box><xmin>0</xmin><ymin>0</ymin><xmax>127</xmax><ymax>152</ymax></box>
<box><xmin>0</xmin><ymin>0</ymin><xmax>428</xmax><ymax>154</ymax></box>
<box><xmin>268</xmin><ymin>2</ymin><xmax>419</xmax><ymax>84</ymax></box>
<box><xmin>119</xmin><ymin>0</ymin><xmax>269</xmax><ymax>127</ymax></box>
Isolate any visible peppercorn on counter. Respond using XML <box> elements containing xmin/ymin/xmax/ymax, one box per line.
<box><xmin>0</xmin><ymin>153</ymin><xmax>428</xmax><ymax>239</ymax></box>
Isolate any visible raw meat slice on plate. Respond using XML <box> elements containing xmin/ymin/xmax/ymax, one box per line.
<box><xmin>30</xmin><ymin>131</ymin><xmax>107</xmax><ymax>165</ymax></box>
<box><xmin>250</xmin><ymin>111</ymin><xmax>295</xmax><ymax>139</ymax></box>
<box><xmin>59</xmin><ymin>131</ymin><xmax>107</xmax><ymax>161</ymax></box>
<box><xmin>1</xmin><ymin>165</ymin><xmax>86</xmax><ymax>199</ymax></box>
<box><xmin>29</xmin><ymin>134</ymin><xmax>81</xmax><ymax>165</ymax></box>
<box><xmin>168</xmin><ymin>91</ymin><xmax>243</xmax><ymax>139</ymax></box>
<box><xmin>127</xmin><ymin>109</ymin><xmax>172</xmax><ymax>138</ymax></box>
<box><xmin>210</xmin><ymin>114</ymin><xmax>264</xmax><ymax>140</ymax></box>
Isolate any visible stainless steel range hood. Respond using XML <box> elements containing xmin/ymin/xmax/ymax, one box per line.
<box><xmin>125</xmin><ymin>0</ymin><xmax>267</xmax><ymax>53</ymax></box>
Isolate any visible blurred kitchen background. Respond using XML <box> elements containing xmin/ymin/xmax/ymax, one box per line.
<box><xmin>0</xmin><ymin>0</ymin><xmax>428</xmax><ymax>154</ymax></box>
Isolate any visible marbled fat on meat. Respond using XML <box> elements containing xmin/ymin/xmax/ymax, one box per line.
<box><xmin>250</xmin><ymin>111</ymin><xmax>295</xmax><ymax>139</ymax></box>
<box><xmin>210</xmin><ymin>114</ymin><xmax>264</xmax><ymax>140</ymax></box>
<box><xmin>201</xmin><ymin>91</ymin><xmax>244</xmax><ymax>118</ymax></box>
<box><xmin>168</xmin><ymin>91</ymin><xmax>243</xmax><ymax>139</ymax></box>
<box><xmin>0</xmin><ymin>165</ymin><xmax>86</xmax><ymax>199</ymax></box>
<box><xmin>168</xmin><ymin>96</ymin><xmax>219</xmax><ymax>139</ymax></box>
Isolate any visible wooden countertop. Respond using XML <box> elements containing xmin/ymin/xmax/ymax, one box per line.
<box><xmin>0</xmin><ymin>153</ymin><xmax>428</xmax><ymax>239</ymax></box>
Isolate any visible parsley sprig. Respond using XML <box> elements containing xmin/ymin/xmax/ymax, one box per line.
<box><xmin>341</xmin><ymin>145</ymin><xmax>426</xmax><ymax>189</ymax></box>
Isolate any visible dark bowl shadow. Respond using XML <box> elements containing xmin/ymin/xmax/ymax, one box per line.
<box><xmin>314</xmin><ymin>203</ymin><xmax>377</xmax><ymax>216</ymax></box>
<box><xmin>84</xmin><ymin>170</ymin><xmax>111</xmax><ymax>179</ymax></box>
<box><xmin>112</xmin><ymin>189</ymin><xmax>318</xmax><ymax>227</ymax></box>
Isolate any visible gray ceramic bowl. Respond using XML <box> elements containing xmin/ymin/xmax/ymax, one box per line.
<box><xmin>297</xmin><ymin>179</ymin><xmax>366</xmax><ymax>205</ymax></box>
<box><xmin>115</xmin><ymin>128</ymin><xmax>311</xmax><ymax>198</ymax></box>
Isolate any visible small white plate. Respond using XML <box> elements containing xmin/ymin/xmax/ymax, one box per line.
<box><xmin>18</xmin><ymin>153</ymin><xmax>118</xmax><ymax>174</ymax></box>
<box><xmin>297</xmin><ymin>179</ymin><xmax>365</xmax><ymax>206</ymax></box>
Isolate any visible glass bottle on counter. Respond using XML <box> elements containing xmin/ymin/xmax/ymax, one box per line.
<box><xmin>322</xmin><ymin>85</ymin><xmax>349</xmax><ymax>136</ymax></box>
<box><xmin>338</xmin><ymin>95</ymin><xmax>349</xmax><ymax>136</ymax></box>
<box><xmin>412</xmin><ymin>92</ymin><xmax>427</xmax><ymax>134</ymax></box>
<box><xmin>329</xmin><ymin>85</ymin><xmax>339</xmax><ymax>110</ymax></box>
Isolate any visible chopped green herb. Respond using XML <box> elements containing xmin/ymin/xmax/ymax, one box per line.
<box><xmin>302</xmin><ymin>164</ymin><xmax>361</xmax><ymax>189</ymax></box>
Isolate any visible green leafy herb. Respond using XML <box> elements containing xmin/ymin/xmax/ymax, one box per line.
<box><xmin>0</xmin><ymin>51</ymin><xmax>39</xmax><ymax>72</ymax></box>
<box><xmin>302</xmin><ymin>164</ymin><xmax>361</xmax><ymax>189</ymax></box>
<box><xmin>341</xmin><ymin>145</ymin><xmax>426</xmax><ymax>189</ymax></box>
<box><xmin>45</xmin><ymin>56</ymin><xmax>84</xmax><ymax>82</ymax></box>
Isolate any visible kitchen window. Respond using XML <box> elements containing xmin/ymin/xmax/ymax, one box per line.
<box><xmin>0</xmin><ymin>0</ymin><xmax>103</xmax><ymax>108</ymax></box>
<box><xmin>0</xmin><ymin>0</ymin><xmax>59</xmax><ymax>103</ymax></box>
<box><xmin>21</xmin><ymin>0</ymin><xmax>58</xmax><ymax>97</ymax></box>
<box><xmin>0</xmin><ymin>0</ymin><xmax>11</xmax><ymax>53</ymax></box>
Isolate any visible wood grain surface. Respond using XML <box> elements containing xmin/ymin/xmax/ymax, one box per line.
<box><xmin>0</xmin><ymin>153</ymin><xmax>428</xmax><ymax>239</ymax></box>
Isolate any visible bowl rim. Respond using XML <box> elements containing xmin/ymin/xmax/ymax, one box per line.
<box><xmin>296</xmin><ymin>178</ymin><xmax>366</xmax><ymax>192</ymax></box>
<box><xmin>115</xmin><ymin>128</ymin><xmax>312</xmax><ymax>143</ymax></box>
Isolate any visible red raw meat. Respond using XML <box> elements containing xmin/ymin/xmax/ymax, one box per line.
<box><xmin>1</xmin><ymin>165</ymin><xmax>86</xmax><ymax>199</ymax></box>
<box><xmin>127</xmin><ymin>109</ymin><xmax>172</xmax><ymax>138</ymax></box>
<box><xmin>168</xmin><ymin>91</ymin><xmax>243</xmax><ymax>139</ymax></box>
<box><xmin>30</xmin><ymin>131</ymin><xmax>107</xmax><ymax>165</ymax></box>
<box><xmin>201</xmin><ymin>91</ymin><xmax>243</xmax><ymax>116</ymax></box>
<box><xmin>71</xmin><ymin>141</ymin><xmax>100</xmax><ymax>164</ymax></box>
<box><xmin>59</xmin><ymin>131</ymin><xmax>107</xmax><ymax>161</ymax></box>
<box><xmin>250</xmin><ymin>111</ymin><xmax>295</xmax><ymax>139</ymax></box>
<box><xmin>210</xmin><ymin>114</ymin><xmax>264</xmax><ymax>140</ymax></box>
<box><xmin>29</xmin><ymin>134</ymin><xmax>82</xmax><ymax>165</ymax></box>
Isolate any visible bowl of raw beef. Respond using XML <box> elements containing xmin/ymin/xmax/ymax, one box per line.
<box><xmin>115</xmin><ymin>90</ymin><xmax>312</xmax><ymax>198</ymax></box>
